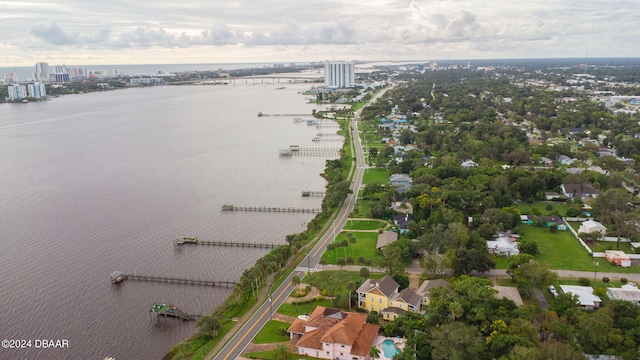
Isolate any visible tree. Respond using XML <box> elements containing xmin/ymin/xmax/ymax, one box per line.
<box><xmin>275</xmin><ymin>344</ymin><xmax>289</xmax><ymax>360</ymax></box>
<box><xmin>366</xmin><ymin>311</ymin><xmax>380</xmax><ymax>324</ymax></box>
<box><xmin>430</xmin><ymin>322</ymin><xmax>485</xmax><ymax>360</ymax></box>
<box><xmin>291</xmin><ymin>275</ymin><xmax>301</xmax><ymax>313</ymax></box>
<box><xmin>514</xmin><ymin>260</ymin><xmax>558</xmax><ymax>298</ymax></box>
<box><xmin>368</xmin><ymin>345</ymin><xmax>381</xmax><ymax>359</ymax></box>
<box><xmin>359</xmin><ymin>267</ymin><xmax>370</xmax><ymax>278</ymax></box>
<box><xmin>336</xmin><ymin>258</ymin><xmax>346</xmax><ymax>269</ymax></box>
<box><xmin>452</xmin><ymin>247</ymin><xmax>495</xmax><ymax>276</ymax></box>
<box><xmin>347</xmin><ymin>281</ymin><xmax>357</xmax><ymax>311</ymax></box>
<box><xmin>196</xmin><ymin>314</ymin><xmax>221</xmax><ymax>339</ymax></box>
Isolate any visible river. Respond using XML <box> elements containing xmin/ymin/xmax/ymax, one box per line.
<box><xmin>0</xmin><ymin>83</ymin><xmax>336</xmax><ymax>359</ymax></box>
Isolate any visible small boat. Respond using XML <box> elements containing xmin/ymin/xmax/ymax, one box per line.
<box><xmin>257</xmin><ymin>112</ymin><xmax>263</xmax><ymax>116</ymax></box>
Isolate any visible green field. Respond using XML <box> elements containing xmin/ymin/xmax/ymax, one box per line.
<box><xmin>516</xmin><ymin>201</ymin><xmax>572</xmax><ymax>216</ymax></box>
<box><xmin>362</xmin><ymin>168</ymin><xmax>390</xmax><ymax>184</ymax></box>
<box><xmin>342</xmin><ymin>219</ymin><xmax>388</xmax><ymax>230</ymax></box>
<box><xmin>320</xmin><ymin>231</ymin><xmax>381</xmax><ymax>265</ymax></box>
<box><xmin>244</xmin><ymin>350</ymin><xmax>319</xmax><ymax>360</ymax></box>
<box><xmin>253</xmin><ymin>320</ymin><xmax>291</xmax><ymax>344</ymax></box>
<box><xmin>517</xmin><ymin>225</ymin><xmax>640</xmax><ymax>274</ymax></box>
<box><xmin>188</xmin><ymin>321</ymin><xmax>237</xmax><ymax>360</ymax></box>
<box><xmin>277</xmin><ymin>298</ymin><xmax>333</xmax><ymax>317</ymax></box>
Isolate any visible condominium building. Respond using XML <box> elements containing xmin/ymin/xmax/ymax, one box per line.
<box><xmin>27</xmin><ymin>82</ymin><xmax>47</xmax><ymax>99</ymax></box>
<box><xmin>324</xmin><ymin>61</ymin><xmax>355</xmax><ymax>88</ymax></box>
<box><xmin>7</xmin><ymin>85</ymin><xmax>27</xmax><ymax>100</ymax></box>
<box><xmin>35</xmin><ymin>62</ymin><xmax>50</xmax><ymax>82</ymax></box>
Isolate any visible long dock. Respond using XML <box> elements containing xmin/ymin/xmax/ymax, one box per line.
<box><xmin>258</xmin><ymin>113</ymin><xmax>313</xmax><ymax>117</ymax></box>
<box><xmin>110</xmin><ymin>271</ymin><xmax>236</xmax><ymax>287</ymax></box>
<box><xmin>221</xmin><ymin>205</ymin><xmax>321</xmax><ymax>213</ymax></box>
<box><xmin>279</xmin><ymin>146</ymin><xmax>341</xmax><ymax>157</ymax></box>
<box><xmin>302</xmin><ymin>191</ymin><xmax>326</xmax><ymax>197</ymax></box>
<box><xmin>174</xmin><ymin>236</ymin><xmax>278</xmax><ymax>249</ymax></box>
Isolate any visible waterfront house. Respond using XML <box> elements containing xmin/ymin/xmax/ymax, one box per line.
<box><xmin>288</xmin><ymin>306</ymin><xmax>380</xmax><ymax>360</ymax></box>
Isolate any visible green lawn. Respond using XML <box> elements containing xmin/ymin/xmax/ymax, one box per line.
<box><xmin>521</xmin><ymin>226</ymin><xmax>592</xmax><ymax>270</ymax></box>
<box><xmin>277</xmin><ymin>298</ymin><xmax>333</xmax><ymax>317</ymax></box>
<box><xmin>244</xmin><ymin>350</ymin><xmax>319</xmax><ymax>360</ymax></box>
<box><xmin>517</xmin><ymin>201</ymin><xmax>572</xmax><ymax>217</ymax></box>
<box><xmin>253</xmin><ymin>320</ymin><xmax>291</xmax><ymax>344</ymax></box>
<box><xmin>188</xmin><ymin>321</ymin><xmax>237</xmax><ymax>360</ymax></box>
<box><xmin>519</xmin><ymin>225</ymin><xmax>640</xmax><ymax>274</ymax></box>
<box><xmin>343</xmin><ymin>219</ymin><xmax>388</xmax><ymax>230</ymax></box>
<box><xmin>589</xmin><ymin>241</ymin><xmax>633</xmax><ymax>253</ymax></box>
<box><xmin>320</xmin><ymin>231</ymin><xmax>381</xmax><ymax>265</ymax></box>
<box><xmin>362</xmin><ymin>168</ymin><xmax>390</xmax><ymax>184</ymax></box>
<box><xmin>352</xmin><ymin>198</ymin><xmax>372</xmax><ymax>218</ymax></box>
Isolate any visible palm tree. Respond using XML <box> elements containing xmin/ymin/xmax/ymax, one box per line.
<box><xmin>291</xmin><ymin>275</ymin><xmax>301</xmax><ymax>314</ymax></box>
<box><xmin>275</xmin><ymin>344</ymin><xmax>289</xmax><ymax>360</ymax></box>
<box><xmin>346</xmin><ymin>281</ymin><xmax>357</xmax><ymax>312</ymax></box>
<box><xmin>368</xmin><ymin>345</ymin><xmax>381</xmax><ymax>359</ymax></box>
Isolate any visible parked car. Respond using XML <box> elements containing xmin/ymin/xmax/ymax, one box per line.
<box><xmin>548</xmin><ymin>285</ymin><xmax>558</xmax><ymax>297</ymax></box>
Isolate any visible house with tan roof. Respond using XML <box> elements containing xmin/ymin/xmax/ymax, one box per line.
<box><xmin>288</xmin><ymin>306</ymin><xmax>380</xmax><ymax>360</ymax></box>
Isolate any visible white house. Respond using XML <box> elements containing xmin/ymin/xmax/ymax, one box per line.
<box><xmin>559</xmin><ymin>285</ymin><xmax>602</xmax><ymax>310</ymax></box>
<box><xmin>578</xmin><ymin>220</ymin><xmax>607</xmax><ymax>236</ymax></box>
<box><xmin>607</xmin><ymin>285</ymin><xmax>640</xmax><ymax>305</ymax></box>
<box><xmin>461</xmin><ymin>159</ymin><xmax>478</xmax><ymax>168</ymax></box>
<box><xmin>486</xmin><ymin>237</ymin><xmax>519</xmax><ymax>256</ymax></box>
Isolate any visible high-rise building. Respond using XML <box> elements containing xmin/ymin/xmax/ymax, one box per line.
<box><xmin>27</xmin><ymin>82</ymin><xmax>47</xmax><ymax>99</ymax></box>
<box><xmin>50</xmin><ymin>73</ymin><xmax>70</xmax><ymax>84</ymax></box>
<box><xmin>35</xmin><ymin>62</ymin><xmax>50</xmax><ymax>82</ymax></box>
<box><xmin>324</xmin><ymin>61</ymin><xmax>355</xmax><ymax>88</ymax></box>
<box><xmin>7</xmin><ymin>85</ymin><xmax>27</xmax><ymax>100</ymax></box>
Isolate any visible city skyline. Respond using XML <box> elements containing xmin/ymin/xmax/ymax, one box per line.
<box><xmin>1</xmin><ymin>0</ymin><xmax>639</xmax><ymax>67</ymax></box>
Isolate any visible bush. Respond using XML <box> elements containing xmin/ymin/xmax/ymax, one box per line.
<box><xmin>578</xmin><ymin>277</ymin><xmax>591</xmax><ymax>286</ymax></box>
<box><xmin>621</xmin><ymin>278</ymin><xmax>628</xmax><ymax>284</ymax></box>
<box><xmin>602</xmin><ymin>277</ymin><xmax>610</xmax><ymax>283</ymax></box>
<box><xmin>593</xmin><ymin>288</ymin><xmax>607</xmax><ymax>298</ymax></box>
<box><xmin>545</xmin><ymin>204</ymin><xmax>553</xmax><ymax>211</ymax></box>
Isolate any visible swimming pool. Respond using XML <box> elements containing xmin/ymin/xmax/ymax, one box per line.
<box><xmin>380</xmin><ymin>339</ymin><xmax>401</xmax><ymax>358</ymax></box>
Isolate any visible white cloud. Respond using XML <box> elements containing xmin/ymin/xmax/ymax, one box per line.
<box><xmin>1</xmin><ymin>0</ymin><xmax>639</xmax><ymax>66</ymax></box>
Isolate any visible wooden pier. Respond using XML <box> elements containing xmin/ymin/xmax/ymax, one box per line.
<box><xmin>317</xmin><ymin>132</ymin><xmax>343</xmax><ymax>137</ymax></box>
<box><xmin>258</xmin><ymin>112</ymin><xmax>313</xmax><ymax>117</ymax></box>
<box><xmin>174</xmin><ymin>236</ymin><xmax>278</xmax><ymax>249</ymax></box>
<box><xmin>221</xmin><ymin>205</ymin><xmax>321</xmax><ymax>213</ymax></box>
<box><xmin>302</xmin><ymin>191</ymin><xmax>326</xmax><ymax>197</ymax></box>
<box><xmin>110</xmin><ymin>271</ymin><xmax>236</xmax><ymax>287</ymax></box>
<box><xmin>150</xmin><ymin>303</ymin><xmax>201</xmax><ymax>321</ymax></box>
<box><xmin>279</xmin><ymin>146</ymin><xmax>341</xmax><ymax>157</ymax></box>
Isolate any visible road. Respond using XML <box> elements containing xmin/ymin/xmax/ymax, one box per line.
<box><xmin>212</xmin><ymin>85</ymin><xmax>393</xmax><ymax>360</ymax></box>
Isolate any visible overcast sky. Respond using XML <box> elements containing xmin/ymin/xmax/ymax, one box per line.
<box><xmin>2</xmin><ymin>0</ymin><xmax>639</xmax><ymax>67</ymax></box>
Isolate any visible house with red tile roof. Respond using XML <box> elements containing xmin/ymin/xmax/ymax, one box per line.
<box><xmin>288</xmin><ymin>306</ymin><xmax>380</xmax><ymax>360</ymax></box>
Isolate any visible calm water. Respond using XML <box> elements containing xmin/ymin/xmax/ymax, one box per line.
<box><xmin>0</xmin><ymin>84</ymin><xmax>336</xmax><ymax>359</ymax></box>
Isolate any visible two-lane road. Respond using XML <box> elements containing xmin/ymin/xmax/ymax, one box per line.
<box><xmin>212</xmin><ymin>85</ymin><xmax>392</xmax><ymax>360</ymax></box>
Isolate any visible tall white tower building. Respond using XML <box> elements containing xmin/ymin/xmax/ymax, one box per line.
<box><xmin>35</xmin><ymin>62</ymin><xmax>50</xmax><ymax>82</ymax></box>
<box><xmin>324</xmin><ymin>61</ymin><xmax>355</xmax><ymax>88</ymax></box>
<box><xmin>7</xmin><ymin>85</ymin><xmax>27</xmax><ymax>100</ymax></box>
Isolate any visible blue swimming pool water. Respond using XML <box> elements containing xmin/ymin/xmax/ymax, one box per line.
<box><xmin>380</xmin><ymin>339</ymin><xmax>400</xmax><ymax>357</ymax></box>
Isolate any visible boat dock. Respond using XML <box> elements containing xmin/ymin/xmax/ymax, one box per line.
<box><xmin>258</xmin><ymin>113</ymin><xmax>313</xmax><ymax>117</ymax></box>
<box><xmin>301</xmin><ymin>191</ymin><xmax>326</xmax><ymax>197</ymax></box>
<box><xmin>279</xmin><ymin>146</ymin><xmax>341</xmax><ymax>157</ymax></box>
<box><xmin>174</xmin><ymin>236</ymin><xmax>279</xmax><ymax>249</ymax></box>
<box><xmin>221</xmin><ymin>205</ymin><xmax>321</xmax><ymax>213</ymax></box>
<box><xmin>110</xmin><ymin>271</ymin><xmax>236</xmax><ymax>287</ymax></box>
<box><xmin>150</xmin><ymin>303</ymin><xmax>201</xmax><ymax>321</ymax></box>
